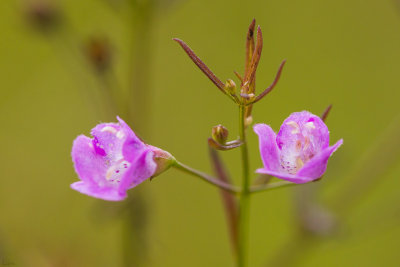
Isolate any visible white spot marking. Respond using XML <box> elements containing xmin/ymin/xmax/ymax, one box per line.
<box><xmin>105</xmin><ymin>160</ymin><xmax>131</xmax><ymax>184</ymax></box>
<box><xmin>304</xmin><ymin>122</ymin><xmax>315</xmax><ymax>129</ymax></box>
<box><xmin>101</xmin><ymin>126</ymin><xmax>117</xmax><ymax>134</ymax></box>
<box><xmin>286</xmin><ymin>121</ymin><xmax>300</xmax><ymax>134</ymax></box>
<box><xmin>116</xmin><ymin>131</ymin><xmax>125</xmax><ymax>139</ymax></box>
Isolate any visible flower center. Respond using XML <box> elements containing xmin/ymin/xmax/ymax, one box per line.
<box><xmin>279</xmin><ymin>120</ymin><xmax>316</xmax><ymax>174</ymax></box>
<box><xmin>105</xmin><ymin>159</ymin><xmax>131</xmax><ymax>185</ymax></box>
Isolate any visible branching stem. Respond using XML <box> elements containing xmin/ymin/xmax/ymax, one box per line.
<box><xmin>173</xmin><ymin>161</ymin><xmax>240</xmax><ymax>194</ymax></box>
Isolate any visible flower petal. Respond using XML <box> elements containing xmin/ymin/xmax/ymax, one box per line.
<box><xmin>90</xmin><ymin>122</ymin><xmax>123</xmax><ymax>156</ymax></box>
<box><xmin>296</xmin><ymin>139</ymin><xmax>343</xmax><ymax>180</ymax></box>
<box><xmin>253</xmin><ymin>123</ymin><xmax>281</xmax><ymax>172</ymax></box>
<box><xmin>256</xmin><ymin>139</ymin><xmax>343</xmax><ymax>184</ymax></box>
<box><xmin>71</xmin><ymin>135</ymin><xmax>107</xmax><ymax>184</ymax></box>
<box><xmin>277</xmin><ymin>111</ymin><xmax>330</xmax><ymax>152</ymax></box>
<box><xmin>120</xmin><ymin>149</ymin><xmax>157</xmax><ymax>190</ymax></box>
<box><xmin>70</xmin><ymin>149</ymin><xmax>156</xmax><ymax>201</ymax></box>
<box><xmin>70</xmin><ymin>181</ymin><xmax>127</xmax><ymax>201</ymax></box>
<box><xmin>255</xmin><ymin>168</ymin><xmax>311</xmax><ymax>183</ymax></box>
<box><xmin>71</xmin><ymin>117</ymin><xmax>168</xmax><ymax>201</ymax></box>
<box><xmin>118</xmin><ymin>117</ymin><xmax>147</xmax><ymax>162</ymax></box>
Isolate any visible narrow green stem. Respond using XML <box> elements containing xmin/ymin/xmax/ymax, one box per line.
<box><xmin>237</xmin><ymin>105</ymin><xmax>250</xmax><ymax>267</ymax></box>
<box><xmin>173</xmin><ymin>161</ymin><xmax>241</xmax><ymax>194</ymax></box>
<box><xmin>250</xmin><ymin>181</ymin><xmax>296</xmax><ymax>194</ymax></box>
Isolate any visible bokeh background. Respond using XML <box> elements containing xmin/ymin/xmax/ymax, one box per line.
<box><xmin>1</xmin><ymin>0</ymin><xmax>400</xmax><ymax>266</ymax></box>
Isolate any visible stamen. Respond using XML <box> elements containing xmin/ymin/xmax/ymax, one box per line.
<box><xmin>116</xmin><ymin>131</ymin><xmax>125</xmax><ymax>139</ymax></box>
<box><xmin>101</xmin><ymin>126</ymin><xmax>117</xmax><ymax>134</ymax></box>
<box><xmin>105</xmin><ymin>166</ymin><xmax>116</xmax><ymax>180</ymax></box>
<box><xmin>286</xmin><ymin>121</ymin><xmax>300</xmax><ymax>134</ymax></box>
<box><xmin>296</xmin><ymin>157</ymin><xmax>304</xmax><ymax>169</ymax></box>
<box><xmin>304</xmin><ymin>122</ymin><xmax>315</xmax><ymax>129</ymax></box>
<box><xmin>295</xmin><ymin>140</ymin><xmax>302</xmax><ymax>151</ymax></box>
<box><xmin>304</xmin><ymin>136</ymin><xmax>310</xmax><ymax>150</ymax></box>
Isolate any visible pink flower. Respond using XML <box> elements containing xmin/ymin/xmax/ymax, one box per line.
<box><xmin>71</xmin><ymin>117</ymin><xmax>173</xmax><ymax>201</ymax></box>
<box><xmin>254</xmin><ymin>111</ymin><xmax>343</xmax><ymax>184</ymax></box>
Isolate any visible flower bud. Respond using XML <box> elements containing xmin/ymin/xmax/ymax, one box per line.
<box><xmin>212</xmin><ymin>125</ymin><xmax>229</xmax><ymax>145</ymax></box>
<box><xmin>224</xmin><ymin>79</ymin><xmax>236</xmax><ymax>95</ymax></box>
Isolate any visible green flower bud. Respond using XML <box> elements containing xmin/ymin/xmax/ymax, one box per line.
<box><xmin>212</xmin><ymin>125</ymin><xmax>229</xmax><ymax>145</ymax></box>
<box><xmin>224</xmin><ymin>79</ymin><xmax>237</xmax><ymax>95</ymax></box>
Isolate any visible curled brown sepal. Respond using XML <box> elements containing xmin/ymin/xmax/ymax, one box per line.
<box><xmin>208</xmin><ymin>138</ymin><xmax>243</xmax><ymax>151</ymax></box>
<box><xmin>248</xmin><ymin>59</ymin><xmax>286</xmax><ymax>105</ymax></box>
<box><xmin>242</xmin><ymin>26</ymin><xmax>263</xmax><ymax>95</ymax></box>
<box><xmin>234</xmin><ymin>71</ymin><xmax>244</xmax><ymax>84</ymax></box>
<box><xmin>244</xmin><ymin>18</ymin><xmax>256</xmax><ymax>85</ymax></box>
<box><xmin>173</xmin><ymin>38</ymin><xmax>226</xmax><ymax>94</ymax></box>
<box><xmin>321</xmin><ymin>104</ymin><xmax>332</xmax><ymax>122</ymax></box>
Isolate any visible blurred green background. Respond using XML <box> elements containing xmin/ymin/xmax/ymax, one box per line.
<box><xmin>1</xmin><ymin>0</ymin><xmax>400</xmax><ymax>266</ymax></box>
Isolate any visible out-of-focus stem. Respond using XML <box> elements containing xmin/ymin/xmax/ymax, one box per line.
<box><xmin>209</xmin><ymin>148</ymin><xmax>239</xmax><ymax>256</ymax></box>
<box><xmin>237</xmin><ymin>105</ymin><xmax>251</xmax><ymax>267</ymax></box>
<box><xmin>124</xmin><ymin>2</ymin><xmax>155</xmax><ymax>266</ymax></box>
<box><xmin>127</xmin><ymin>0</ymin><xmax>155</xmax><ymax>133</ymax></box>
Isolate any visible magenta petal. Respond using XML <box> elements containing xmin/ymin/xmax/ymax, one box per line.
<box><xmin>256</xmin><ymin>139</ymin><xmax>342</xmax><ymax>184</ymax></box>
<box><xmin>277</xmin><ymin>111</ymin><xmax>330</xmax><ymax>151</ymax></box>
<box><xmin>90</xmin><ymin>122</ymin><xmax>122</xmax><ymax>156</ymax></box>
<box><xmin>296</xmin><ymin>139</ymin><xmax>343</xmax><ymax>180</ymax></box>
<box><xmin>71</xmin><ymin>181</ymin><xmax>127</xmax><ymax>201</ymax></box>
<box><xmin>71</xmin><ymin>135</ymin><xmax>107</xmax><ymax>184</ymax></box>
<box><xmin>120</xmin><ymin>149</ymin><xmax>157</xmax><ymax>190</ymax></box>
<box><xmin>256</xmin><ymin>168</ymin><xmax>311</xmax><ymax>183</ymax></box>
<box><xmin>118</xmin><ymin>117</ymin><xmax>147</xmax><ymax>162</ymax></box>
<box><xmin>253</xmin><ymin>123</ymin><xmax>281</xmax><ymax>172</ymax></box>
<box><xmin>71</xmin><ymin>117</ymin><xmax>171</xmax><ymax>201</ymax></box>
<box><xmin>254</xmin><ymin>110</ymin><xmax>343</xmax><ymax>184</ymax></box>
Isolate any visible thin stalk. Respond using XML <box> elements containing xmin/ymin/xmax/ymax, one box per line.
<box><xmin>237</xmin><ymin>105</ymin><xmax>251</xmax><ymax>267</ymax></box>
<box><xmin>250</xmin><ymin>180</ymin><xmax>296</xmax><ymax>194</ymax></box>
<box><xmin>173</xmin><ymin>161</ymin><xmax>241</xmax><ymax>194</ymax></box>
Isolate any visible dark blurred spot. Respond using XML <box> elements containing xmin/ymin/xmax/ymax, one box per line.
<box><xmin>84</xmin><ymin>37</ymin><xmax>112</xmax><ymax>73</ymax></box>
<box><xmin>25</xmin><ymin>1</ymin><xmax>62</xmax><ymax>33</ymax></box>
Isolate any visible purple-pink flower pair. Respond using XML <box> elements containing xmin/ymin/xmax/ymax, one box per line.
<box><xmin>71</xmin><ymin>111</ymin><xmax>342</xmax><ymax>200</ymax></box>
<box><xmin>71</xmin><ymin>117</ymin><xmax>173</xmax><ymax>201</ymax></box>
<box><xmin>254</xmin><ymin>111</ymin><xmax>343</xmax><ymax>184</ymax></box>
